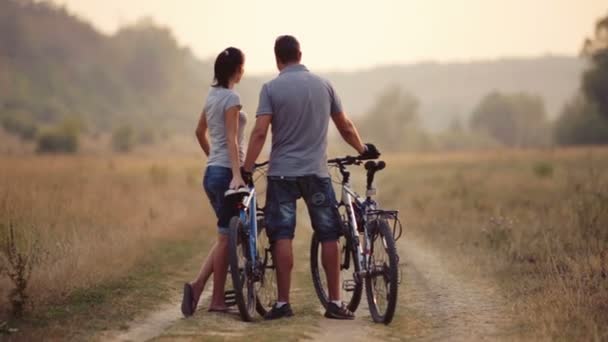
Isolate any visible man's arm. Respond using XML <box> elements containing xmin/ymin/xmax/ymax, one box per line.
<box><xmin>243</xmin><ymin>115</ymin><xmax>272</xmax><ymax>172</ymax></box>
<box><xmin>195</xmin><ymin>111</ymin><xmax>210</xmax><ymax>156</ymax></box>
<box><xmin>331</xmin><ymin>111</ymin><xmax>366</xmax><ymax>154</ymax></box>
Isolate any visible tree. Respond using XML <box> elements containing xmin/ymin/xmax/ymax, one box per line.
<box><xmin>554</xmin><ymin>94</ymin><xmax>608</xmax><ymax>145</ymax></box>
<box><xmin>553</xmin><ymin>12</ymin><xmax>608</xmax><ymax>146</ymax></box>
<box><xmin>470</xmin><ymin>92</ymin><xmax>549</xmax><ymax>147</ymax></box>
<box><xmin>358</xmin><ymin>86</ymin><xmax>430</xmax><ymax>151</ymax></box>
<box><xmin>581</xmin><ymin>13</ymin><xmax>608</xmax><ymax>120</ymax></box>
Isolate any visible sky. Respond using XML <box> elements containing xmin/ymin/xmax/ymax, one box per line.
<box><xmin>55</xmin><ymin>0</ymin><xmax>607</xmax><ymax>75</ymax></box>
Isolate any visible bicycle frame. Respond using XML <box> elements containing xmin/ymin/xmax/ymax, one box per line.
<box><xmin>238</xmin><ymin>186</ymin><xmax>258</xmax><ymax>265</ymax></box>
<box><xmin>339</xmin><ymin>177</ymin><xmax>376</xmax><ymax>278</ymax></box>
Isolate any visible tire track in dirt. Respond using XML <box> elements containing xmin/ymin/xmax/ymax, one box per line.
<box><xmin>399</xmin><ymin>238</ymin><xmax>514</xmax><ymax>341</ymax></box>
<box><xmin>311</xmin><ymin>238</ymin><xmax>515</xmax><ymax>341</ymax></box>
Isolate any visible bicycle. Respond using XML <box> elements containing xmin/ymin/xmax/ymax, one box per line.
<box><xmin>224</xmin><ymin>162</ymin><xmax>277</xmax><ymax>322</ymax></box>
<box><xmin>310</xmin><ymin>155</ymin><xmax>403</xmax><ymax>324</ymax></box>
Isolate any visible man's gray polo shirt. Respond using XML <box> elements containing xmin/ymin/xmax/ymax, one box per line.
<box><xmin>256</xmin><ymin>64</ymin><xmax>343</xmax><ymax>177</ymax></box>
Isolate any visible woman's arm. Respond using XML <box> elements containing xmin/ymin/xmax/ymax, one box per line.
<box><xmin>225</xmin><ymin>106</ymin><xmax>245</xmax><ymax>189</ymax></box>
<box><xmin>195</xmin><ymin>111</ymin><xmax>210</xmax><ymax>156</ymax></box>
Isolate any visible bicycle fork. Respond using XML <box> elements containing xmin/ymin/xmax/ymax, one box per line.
<box><xmin>342</xmin><ymin>188</ymin><xmax>371</xmax><ymax>282</ymax></box>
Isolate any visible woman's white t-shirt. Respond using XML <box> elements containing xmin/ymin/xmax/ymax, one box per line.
<box><xmin>203</xmin><ymin>87</ymin><xmax>247</xmax><ymax>168</ymax></box>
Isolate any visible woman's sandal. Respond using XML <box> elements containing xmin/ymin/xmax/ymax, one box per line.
<box><xmin>181</xmin><ymin>283</ymin><xmax>195</xmax><ymax>317</ymax></box>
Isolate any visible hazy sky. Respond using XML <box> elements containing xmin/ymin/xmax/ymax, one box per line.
<box><xmin>55</xmin><ymin>0</ymin><xmax>606</xmax><ymax>74</ymax></box>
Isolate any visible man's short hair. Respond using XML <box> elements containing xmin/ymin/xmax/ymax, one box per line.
<box><xmin>274</xmin><ymin>35</ymin><xmax>301</xmax><ymax>64</ymax></box>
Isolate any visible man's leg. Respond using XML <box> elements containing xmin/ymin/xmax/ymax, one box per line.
<box><xmin>303</xmin><ymin>176</ymin><xmax>354</xmax><ymax>319</ymax></box>
<box><xmin>273</xmin><ymin>239</ymin><xmax>294</xmax><ymax>303</ymax></box>
<box><xmin>263</xmin><ymin>176</ymin><xmax>298</xmax><ymax>319</ymax></box>
<box><xmin>321</xmin><ymin>240</ymin><xmax>340</xmax><ymax>301</ymax></box>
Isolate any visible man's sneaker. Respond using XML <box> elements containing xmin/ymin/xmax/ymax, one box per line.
<box><xmin>324</xmin><ymin>302</ymin><xmax>355</xmax><ymax>320</ymax></box>
<box><xmin>263</xmin><ymin>303</ymin><xmax>294</xmax><ymax>320</ymax></box>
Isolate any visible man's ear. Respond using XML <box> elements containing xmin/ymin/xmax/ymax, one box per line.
<box><xmin>276</xmin><ymin>57</ymin><xmax>283</xmax><ymax>71</ymax></box>
<box><xmin>297</xmin><ymin>51</ymin><xmax>302</xmax><ymax>62</ymax></box>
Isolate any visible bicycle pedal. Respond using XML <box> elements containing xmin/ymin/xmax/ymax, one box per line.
<box><xmin>224</xmin><ymin>290</ymin><xmax>236</xmax><ymax>305</ymax></box>
<box><xmin>224</xmin><ymin>295</ymin><xmax>237</xmax><ymax>307</ymax></box>
<box><xmin>342</xmin><ymin>279</ymin><xmax>357</xmax><ymax>292</ymax></box>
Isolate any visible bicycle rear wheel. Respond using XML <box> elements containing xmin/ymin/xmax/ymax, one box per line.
<box><xmin>228</xmin><ymin>216</ymin><xmax>256</xmax><ymax>322</ymax></box>
<box><xmin>365</xmin><ymin>219</ymin><xmax>399</xmax><ymax>324</ymax></box>
<box><xmin>310</xmin><ymin>231</ymin><xmax>363</xmax><ymax>312</ymax></box>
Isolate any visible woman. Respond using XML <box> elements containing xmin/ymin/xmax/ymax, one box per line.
<box><xmin>182</xmin><ymin>47</ymin><xmax>247</xmax><ymax>316</ymax></box>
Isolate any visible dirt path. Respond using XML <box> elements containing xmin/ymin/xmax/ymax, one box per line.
<box><xmin>100</xmin><ymin>237</ymin><xmax>515</xmax><ymax>341</ymax></box>
<box><xmin>102</xmin><ymin>292</ymin><xmax>210</xmax><ymax>342</ymax></box>
<box><xmin>310</xmin><ymin>238</ymin><xmax>515</xmax><ymax>341</ymax></box>
<box><xmin>397</xmin><ymin>238</ymin><xmax>514</xmax><ymax>341</ymax></box>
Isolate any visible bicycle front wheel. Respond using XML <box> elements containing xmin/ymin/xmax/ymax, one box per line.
<box><xmin>228</xmin><ymin>216</ymin><xmax>256</xmax><ymax>322</ymax></box>
<box><xmin>310</xmin><ymin>231</ymin><xmax>363</xmax><ymax>312</ymax></box>
<box><xmin>255</xmin><ymin>224</ymin><xmax>277</xmax><ymax>317</ymax></box>
<box><xmin>365</xmin><ymin>219</ymin><xmax>399</xmax><ymax>324</ymax></box>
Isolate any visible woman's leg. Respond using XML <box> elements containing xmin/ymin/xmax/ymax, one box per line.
<box><xmin>209</xmin><ymin>233</ymin><xmax>230</xmax><ymax>309</ymax></box>
<box><xmin>189</xmin><ymin>242</ymin><xmax>217</xmax><ymax>305</ymax></box>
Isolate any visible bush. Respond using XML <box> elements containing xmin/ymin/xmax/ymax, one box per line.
<box><xmin>0</xmin><ymin>222</ymin><xmax>41</xmax><ymax>318</ymax></box>
<box><xmin>36</xmin><ymin>123</ymin><xmax>79</xmax><ymax>154</ymax></box>
<box><xmin>112</xmin><ymin>124</ymin><xmax>135</xmax><ymax>152</ymax></box>
<box><xmin>533</xmin><ymin>161</ymin><xmax>554</xmax><ymax>179</ymax></box>
<box><xmin>1</xmin><ymin>111</ymin><xmax>39</xmax><ymax>141</ymax></box>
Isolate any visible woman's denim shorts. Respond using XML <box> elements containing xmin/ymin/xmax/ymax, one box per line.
<box><xmin>203</xmin><ymin>165</ymin><xmax>236</xmax><ymax>235</ymax></box>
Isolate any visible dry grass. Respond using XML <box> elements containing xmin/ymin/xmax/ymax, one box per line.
<box><xmin>377</xmin><ymin>147</ymin><xmax>608</xmax><ymax>340</ymax></box>
<box><xmin>0</xmin><ymin>155</ymin><xmax>213</xmax><ymax>319</ymax></box>
<box><xmin>1</xmin><ymin>147</ymin><xmax>607</xmax><ymax>340</ymax></box>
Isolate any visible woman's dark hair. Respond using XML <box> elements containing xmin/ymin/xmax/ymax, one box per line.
<box><xmin>212</xmin><ymin>47</ymin><xmax>244</xmax><ymax>88</ymax></box>
<box><xmin>274</xmin><ymin>35</ymin><xmax>301</xmax><ymax>64</ymax></box>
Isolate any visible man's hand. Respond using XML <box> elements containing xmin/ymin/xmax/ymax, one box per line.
<box><xmin>240</xmin><ymin>167</ymin><xmax>253</xmax><ymax>186</ymax></box>
<box><xmin>359</xmin><ymin>143</ymin><xmax>380</xmax><ymax>160</ymax></box>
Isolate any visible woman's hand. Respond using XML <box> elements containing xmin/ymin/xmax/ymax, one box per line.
<box><xmin>229</xmin><ymin>174</ymin><xmax>247</xmax><ymax>190</ymax></box>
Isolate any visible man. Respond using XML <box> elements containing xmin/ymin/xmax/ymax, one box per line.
<box><xmin>243</xmin><ymin>35</ymin><xmax>379</xmax><ymax>320</ymax></box>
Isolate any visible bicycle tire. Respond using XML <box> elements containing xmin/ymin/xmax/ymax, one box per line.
<box><xmin>228</xmin><ymin>216</ymin><xmax>256</xmax><ymax>322</ymax></box>
<box><xmin>310</xmin><ymin>230</ymin><xmax>363</xmax><ymax>312</ymax></box>
<box><xmin>255</xmin><ymin>225</ymin><xmax>276</xmax><ymax>316</ymax></box>
<box><xmin>365</xmin><ymin>218</ymin><xmax>399</xmax><ymax>324</ymax></box>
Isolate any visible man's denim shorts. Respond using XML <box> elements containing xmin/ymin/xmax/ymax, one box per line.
<box><xmin>203</xmin><ymin>166</ymin><xmax>238</xmax><ymax>235</ymax></box>
<box><xmin>265</xmin><ymin>175</ymin><xmax>342</xmax><ymax>243</ymax></box>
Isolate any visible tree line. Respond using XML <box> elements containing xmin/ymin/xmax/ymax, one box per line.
<box><xmin>1</xmin><ymin>1</ymin><xmax>606</xmax><ymax>153</ymax></box>
<box><xmin>358</xmin><ymin>12</ymin><xmax>608</xmax><ymax>151</ymax></box>
<box><xmin>0</xmin><ymin>0</ymin><xmax>210</xmax><ymax>153</ymax></box>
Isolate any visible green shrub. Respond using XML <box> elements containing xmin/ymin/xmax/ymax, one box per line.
<box><xmin>36</xmin><ymin>127</ymin><xmax>78</xmax><ymax>154</ymax></box>
<box><xmin>533</xmin><ymin>161</ymin><xmax>554</xmax><ymax>179</ymax></box>
<box><xmin>1</xmin><ymin>111</ymin><xmax>39</xmax><ymax>141</ymax></box>
<box><xmin>112</xmin><ymin>125</ymin><xmax>135</xmax><ymax>152</ymax></box>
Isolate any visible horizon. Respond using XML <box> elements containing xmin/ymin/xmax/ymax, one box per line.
<box><xmin>52</xmin><ymin>0</ymin><xmax>606</xmax><ymax>75</ymax></box>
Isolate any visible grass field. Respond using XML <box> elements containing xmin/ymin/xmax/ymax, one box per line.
<box><xmin>0</xmin><ymin>147</ymin><xmax>607</xmax><ymax>340</ymax></box>
<box><xmin>379</xmin><ymin>147</ymin><xmax>608</xmax><ymax>340</ymax></box>
<box><xmin>0</xmin><ymin>156</ymin><xmax>213</xmax><ymax>327</ymax></box>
